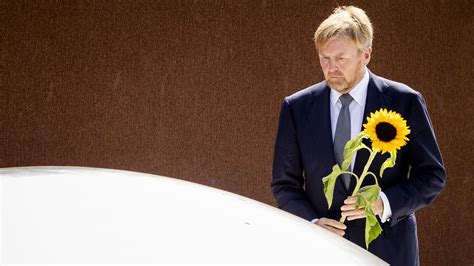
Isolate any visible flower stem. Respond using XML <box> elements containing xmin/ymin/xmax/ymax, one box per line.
<box><xmin>339</xmin><ymin>150</ymin><xmax>377</xmax><ymax>224</ymax></box>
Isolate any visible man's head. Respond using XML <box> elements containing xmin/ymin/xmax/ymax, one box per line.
<box><xmin>314</xmin><ymin>6</ymin><xmax>373</xmax><ymax>93</ymax></box>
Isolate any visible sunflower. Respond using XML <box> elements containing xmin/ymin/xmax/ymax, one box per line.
<box><xmin>363</xmin><ymin>109</ymin><xmax>411</xmax><ymax>154</ymax></box>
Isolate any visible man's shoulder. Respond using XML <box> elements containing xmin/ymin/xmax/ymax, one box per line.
<box><xmin>285</xmin><ymin>81</ymin><xmax>327</xmax><ymax>104</ymax></box>
<box><xmin>372</xmin><ymin>73</ymin><xmax>421</xmax><ymax>98</ymax></box>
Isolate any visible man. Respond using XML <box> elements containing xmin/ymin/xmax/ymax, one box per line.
<box><xmin>271</xmin><ymin>6</ymin><xmax>446</xmax><ymax>266</ymax></box>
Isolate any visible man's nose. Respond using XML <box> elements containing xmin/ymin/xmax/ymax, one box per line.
<box><xmin>328</xmin><ymin>60</ymin><xmax>339</xmax><ymax>71</ymax></box>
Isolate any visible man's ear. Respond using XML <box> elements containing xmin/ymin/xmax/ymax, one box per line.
<box><xmin>364</xmin><ymin>47</ymin><xmax>372</xmax><ymax>65</ymax></box>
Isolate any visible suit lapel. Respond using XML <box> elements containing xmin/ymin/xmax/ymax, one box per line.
<box><xmin>308</xmin><ymin>85</ymin><xmax>348</xmax><ymax>196</ymax></box>
<box><xmin>309</xmin><ymin>85</ymin><xmax>335</xmax><ymax>166</ymax></box>
<box><xmin>349</xmin><ymin>72</ymin><xmax>390</xmax><ymax>192</ymax></box>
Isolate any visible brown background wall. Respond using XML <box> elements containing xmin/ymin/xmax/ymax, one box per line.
<box><xmin>1</xmin><ymin>0</ymin><xmax>472</xmax><ymax>264</ymax></box>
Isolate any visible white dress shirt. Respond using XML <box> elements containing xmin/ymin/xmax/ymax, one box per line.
<box><xmin>312</xmin><ymin>68</ymin><xmax>392</xmax><ymax>224</ymax></box>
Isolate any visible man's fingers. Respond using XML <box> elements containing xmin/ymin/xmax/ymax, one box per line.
<box><xmin>344</xmin><ymin>196</ymin><xmax>357</xmax><ymax>204</ymax></box>
<box><xmin>341</xmin><ymin>208</ymin><xmax>366</xmax><ymax>218</ymax></box>
<box><xmin>347</xmin><ymin>214</ymin><xmax>366</xmax><ymax>221</ymax></box>
<box><xmin>328</xmin><ymin>227</ymin><xmax>345</xmax><ymax>236</ymax></box>
<box><xmin>316</xmin><ymin>218</ymin><xmax>347</xmax><ymax>237</ymax></box>
<box><xmin>319</xmin><ymin>218</ymin><xmax>347</xmax><ymax>230</ymax></box>
<box><xmin>320</xmin><ymin>224</ymin><xmax>345</xmax><ymax>236</ymax></box>
<box><xmin>341</xmin><ymin>209</ymin><xmax>365</xmax><ymax>216</ymax></box>
<box><xmin>326</xmin><ymin>220</ymin><xmax>347</xmax><ymax>230</ymax></box>
<box><xmin>340</xmin><ymin>203</ymin><xmax>357</xmax><ymax>211</ymax></box>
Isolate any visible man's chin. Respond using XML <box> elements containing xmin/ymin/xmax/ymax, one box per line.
<box><xmin>327</xmin><ymin>81</ymin><xmax>349</xmax><ymax>93</ymax></box>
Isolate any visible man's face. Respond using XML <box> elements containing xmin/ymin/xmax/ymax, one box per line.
<box><xmin>318</xmin><ymin>37</ymin><xmax>371</xmax><ymax>94</ymax></box>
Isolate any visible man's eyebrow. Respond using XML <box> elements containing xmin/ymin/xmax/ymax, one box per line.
<box><xmin>319</xmin><ymin>52</ymin><xmax>345</xmax><ymax>57</ymax></box>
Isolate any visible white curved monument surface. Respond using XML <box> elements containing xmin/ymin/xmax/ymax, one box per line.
<box><xmin>1</xmin><ymin>167</ymin><xmax>387</xmax><ymax>264</ymax></box>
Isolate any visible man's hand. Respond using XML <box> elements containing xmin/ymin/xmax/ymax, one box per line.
<box><xmin>340</xmin><ymin>196</ymin><xmax>384</xmax><ymax>221</ymax></box>
<box><xmin>315</xmin><ymin>217</ymin><xmax>347</xmax><ymax>237</ymax></box>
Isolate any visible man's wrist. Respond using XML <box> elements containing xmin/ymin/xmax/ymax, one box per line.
<box><xmin>379</xmin><ymin>192</ymin><xmax>392</xmax><ymax>223</ymax></box>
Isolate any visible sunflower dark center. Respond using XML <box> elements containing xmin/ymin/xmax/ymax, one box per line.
<box><xmin>375</xmin><ymin>122</ymin><xmax>397</xmax><ymax>142</ymax></box>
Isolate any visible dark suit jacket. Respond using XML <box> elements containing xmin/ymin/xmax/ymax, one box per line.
<box><xmin>271</xmin><ymin>72</ymin><xmax>446</xmax><ymax>266</ymax></box>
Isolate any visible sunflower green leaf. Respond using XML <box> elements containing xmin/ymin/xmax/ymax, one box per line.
<box><xmin>380</xmin><ymin>150</ymin><xmax>397</xmax><ymax>177</ymax></box>
<box><xmin>365</xmin><ymin>209</ymin><xmax>383</xmax><ymax>249</ymax></box>
<box><xmin>322</xmin><ymin>164</ymin><xmax>343</xmax><ymax>209</ymax></box>
<box><xmin>354</xmin><ymin>185</ymin><xmax>382</xmax><ymax>248</ymax></box>
<box><xmin>342</xmin><ymin>132</ymin><xmax>369</xmax><ymax>171</ymax></box>
<box><xmin>355</xmin><ymin>185</ymin><xmax>381</xmax><ymax>208</ymax></box>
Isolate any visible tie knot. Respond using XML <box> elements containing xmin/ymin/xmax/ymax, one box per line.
<box><xmin>339</xmin><ymin>94</ymin><xmax>353</xmax><ymax>106</ymax></box>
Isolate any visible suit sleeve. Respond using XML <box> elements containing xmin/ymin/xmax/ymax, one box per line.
<box><xmin>384</xmin><ymin>92</ymin><xmax>447</xmax><ymax>227</ymax></box>
<box><xmin>271</xmin><ymin>98</ymin><xmax>318</xmax><ymax>221</ymax></box>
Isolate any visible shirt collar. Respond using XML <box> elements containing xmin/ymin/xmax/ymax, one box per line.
<box><xmin>330</xmin><ymin>67</ymin><xmax>369</xmax><ymax>107</ymax></box>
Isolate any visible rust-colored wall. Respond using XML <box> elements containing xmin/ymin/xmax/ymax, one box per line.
<box><xmin>1</xmin><ymin>1</ymin><xmax>472</xmax><ymax>264</ymax></box>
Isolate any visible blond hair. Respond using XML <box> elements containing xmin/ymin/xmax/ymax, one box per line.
<box><xmin>314</xmin><ymin>6</ymin><xmax>373</xmax><ymax>51</ymax></box>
